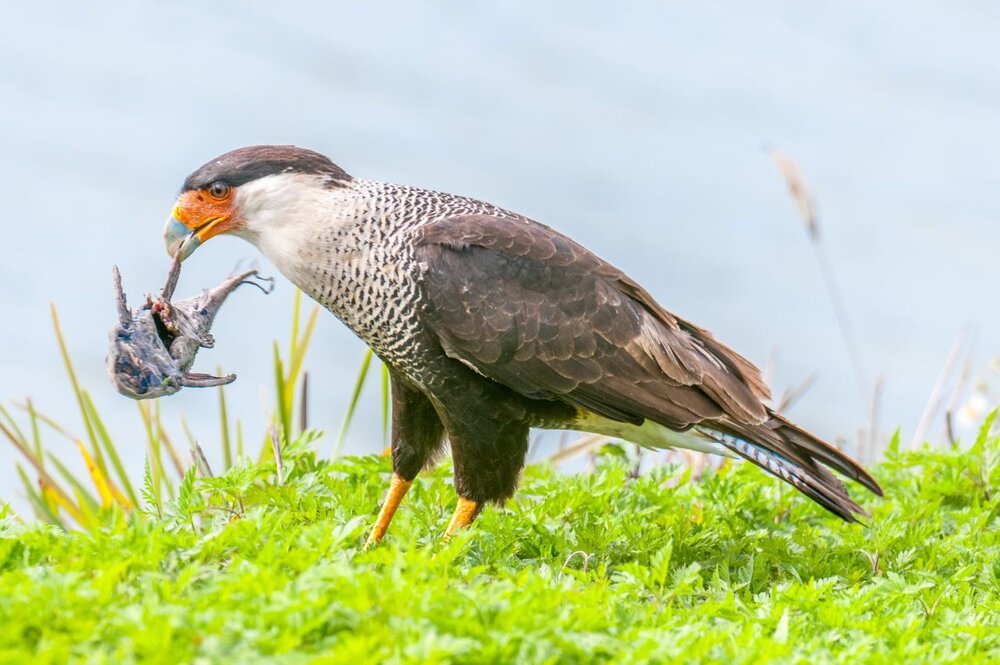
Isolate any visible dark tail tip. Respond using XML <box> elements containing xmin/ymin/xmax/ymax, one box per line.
<box><xmin>770</xmin><ymin>413</ymin><xmax>884</xmax><ymax>497</ymax></box>
<box><xmin>699</xmin><ymin>419</ymin><xmax>881</xmax><ymax>523</ymax></box>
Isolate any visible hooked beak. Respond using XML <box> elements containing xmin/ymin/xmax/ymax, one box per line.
<box><xmin>164</xmin><ymin>215</ymin><xmax>201</xmax><ymax>261</ymax></box>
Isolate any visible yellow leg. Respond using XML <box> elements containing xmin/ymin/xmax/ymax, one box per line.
<box><xmin>444</xmin><ymin>497</ymin><xmax>482</xmax><ymax>538</ymax></box>
<box><xmin>364</xmin><ymin>473</ymin><xmax>412</xmax><ymax>548</ymax></box>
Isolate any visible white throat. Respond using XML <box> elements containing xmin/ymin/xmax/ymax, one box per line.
<box><xmin>232</xmin><ymin>173</ymin><xmax>362</xmax><ymax>285</ymax></box>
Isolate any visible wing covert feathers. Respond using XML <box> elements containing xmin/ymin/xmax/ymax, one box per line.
<box><xmin>417</xmin><ymin>214</ymin><xmax>769</xmax><ymax>425</ymax></box>
<box><xmin>415</xmin><ymin>213</ymin><xmax>881</xmax><ymax>520</ymax></box>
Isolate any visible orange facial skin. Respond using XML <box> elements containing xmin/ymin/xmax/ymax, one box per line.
<box><xmin>172</xmin><ymin>186</ymin><xmax>242</xmax><ymax>243</ymax></box>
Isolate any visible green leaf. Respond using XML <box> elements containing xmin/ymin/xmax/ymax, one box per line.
<box><xmin>141</xmin><ymin>456</ymin><xmax>161</xmax><ymax>519</ymax></box>
<box><xmin>80</xmin><ymin>390</ymin><xmax>138</xmax><ymax>507</ymax></box>
<box><xmin>773</xmin><ymin>608</ymin><xmax>790</xmax><ymax>644</ymax></box>
<box><xmin>972</xmin><ymin>408</ymin><xmax>998</xmax><ymax>455</ymax></box>
<box><xmin>273</xmin><ymin>341</ymin><xmax>290</xmax><ymax>449</ymax></box>
<box><xmin>217</xmin><ymin>379</ymin><xmax>233</xmax><ymax>471</ymax></box>
<box><xmin>333</xmin><ymin>348</ymin><xmax>375</xmax><ymax>458</ymax></box>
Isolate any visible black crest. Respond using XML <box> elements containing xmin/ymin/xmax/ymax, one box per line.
<box><xmin>183</xmin><ymin>145</ymin><xmax>352</xmax><ymax>191</ymax></box>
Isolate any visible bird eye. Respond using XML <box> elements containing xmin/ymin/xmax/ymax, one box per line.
<box><xmin>208</xmin><ymin>182</ymin><xmax>230</xmax><ymax>199</ymax></box>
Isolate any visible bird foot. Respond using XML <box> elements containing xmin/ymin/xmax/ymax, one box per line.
<box><xmin>363</xmin><ymin>473</ymin><xmax>412</xmax><ymax>549</ymax></box>
<box><xmin>444</xmin><ymin>498</ymin><xmax>482</xmax><ymax>538</ymax></box>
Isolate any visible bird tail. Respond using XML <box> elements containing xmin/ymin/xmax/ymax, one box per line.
<box><xmin>696</xmin><ymin>412</ymin><xmax>883</xmax><ymax>522</ymax></box>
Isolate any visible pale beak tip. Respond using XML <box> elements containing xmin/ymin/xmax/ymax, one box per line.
<box><xmin>163</xmin><ymin>216</ymin><xmax>201</xmax><ymax>261</ymax></box>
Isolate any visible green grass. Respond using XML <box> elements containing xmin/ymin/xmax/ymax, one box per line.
<box><xmin>0</xmin><ymin>423</ymin><xmax>998</xmax><ymax>663</ymax></box>
<box><xmin>3</xmin><ymin>295</ymin><xmax>999</xmax><ymax>662</ymax></box>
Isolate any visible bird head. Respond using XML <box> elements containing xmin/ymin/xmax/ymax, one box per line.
<box><xmin>164</xmin><ymin>145</ymin><xmax>352</xmax><ymax>261</ymax></box>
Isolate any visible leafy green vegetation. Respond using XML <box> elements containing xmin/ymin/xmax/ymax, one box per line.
<box><xmin>0</xmin><ymin>423</ymin><xmax>998</xmax><ymax>663</ymax></box>
<box><xmin>2</xmin><ymin>296</ymin><xmax>999</xmax><ymax>663</ymax></box>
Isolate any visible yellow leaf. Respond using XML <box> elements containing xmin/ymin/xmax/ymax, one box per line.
<box><xmin>76</xmin><ymin>439</ymin><xmax>114</xmax><ymax>508</ymax></box>
<box><xmin>40</xmin><ymin>479</ymin><xmax>86</xmax><ymax>525</ymax></box>
<box><xmin>110</xmin><ymin>485</ymin><xmax>133</xmax><ymax>511</ymax></box>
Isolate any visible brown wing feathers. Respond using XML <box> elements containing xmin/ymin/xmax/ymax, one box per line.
<box><xmin>416</xmin><ymin>214</ymin><xmax>881</xmax><ymax>519</ymax></box>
